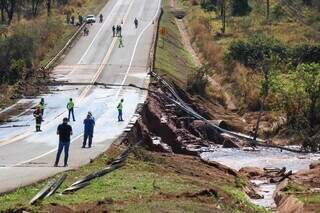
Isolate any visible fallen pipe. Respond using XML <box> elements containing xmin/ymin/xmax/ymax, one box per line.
<box><xmin>46</xmin><ymin>174</ymin><xmax>67</xmax><ymax>197</ymax></box>
<box><xmin>62</xmin><ymin>141</ymin><xmax>143</xmax><ymax>193</ymax></box>
<box><xmin>0</xmin><ymin>124</ymin><xmax>30</xmax><ymax>128</ymax></box>
<box><xmin>29</xmin><ymin>174</ymin><xmax>68</xmax><ymax>204</ymax></box>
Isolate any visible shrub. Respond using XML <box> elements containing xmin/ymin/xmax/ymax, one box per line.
<box><xmin>201</xmin><ymin>0</ymin><xmax>218</xmax><ymax>12</ymax></box>
<box><xmin>228</xmin><ymin>33</ymin><xmax>288</xmax><ymax>69</ymax></box>
<box><xmin>0</xmin><ymin>26</ymin><xmax>37</xmax><ymax>84</ymax></box>
<box><xmin>271</xmin><ymin>3</ymin><xmax>286</xmax><ymax>20</ymax></box>
<box><xmin>290</xmin><ymin>44</ymin><xmax>320</xmax><ymax>65</ymax></box>
<box><xmin>271</xmin><ymin>63</ymin><xmax>320</xmax><ymax>128</ymax></box>
<box><xmin>187</xmin><ymin>65</ymin><xmax>212</xmax><ymax>96</ymax></box>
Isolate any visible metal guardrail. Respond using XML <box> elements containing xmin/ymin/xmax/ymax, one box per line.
<box><xmin>44</xmin><ymin>24</ymin><xmax>86</xmax><ymax>70</ymax></box>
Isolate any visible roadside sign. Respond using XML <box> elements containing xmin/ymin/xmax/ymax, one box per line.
<box><xmin>160</xmin><ymin>27</ymin><xmax>167</xmax><ymax>37</ymax></box>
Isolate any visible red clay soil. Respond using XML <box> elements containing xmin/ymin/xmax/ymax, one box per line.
<box><xmin>291</xmin><ymin>162</ymin><xmax>320</xmax><ymax>189</ymax></box>
<box><xmin>275</xmin><ymin>163</ymin><xmax>320</xmax><ymax>213</ymax></box>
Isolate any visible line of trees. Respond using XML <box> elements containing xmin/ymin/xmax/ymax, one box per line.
<box><xmin>0</xmin><ymin>0</ymin><xmax>74</xmax><ymax>24</ymax></box>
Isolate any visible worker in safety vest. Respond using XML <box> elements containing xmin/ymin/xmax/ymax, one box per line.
<box><xmin>118</xmin><ymin>35</ymin><xmax>124</xmax><ymax>48</ymax></box>
<box><xmin>117</xmin><ymin>99</ymin><xmax>124</xmax><ymax>122</ymax></box>
<box><xmin>67</xmin><ymin>98</ymin><xmax>75</xmax><ymax>121</ymax></box>
<box><xmin>33</xmin><ymin>105</ymin><xmax>42</xmax><ymax>132</ymax></box>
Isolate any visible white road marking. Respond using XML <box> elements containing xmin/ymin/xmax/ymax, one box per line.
<box><xmin>0</xmin><ymin>0</ymin><xmax>133</xmax><ymax>148</ymax></box>
<box><xmin>115</xmin><ymin>0</ymin><xmax>162</xmax><ymax>99</ymax></box>
<box><xmin>10</xmin><ymin>0</ymin><xmax>161</xmax><ymax>167</ymax></box>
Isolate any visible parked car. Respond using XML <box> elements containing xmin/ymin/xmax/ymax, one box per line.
<box><xmin>85</xmin><ymin>15</ymin><xmax>96</xmax><ymax>23</ymax></box>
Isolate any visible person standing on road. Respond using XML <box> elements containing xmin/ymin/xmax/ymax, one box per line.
<box><xmin>54</xmin><ymin>117</ymin><xmax>73</xmax><ymax>167</ymax></box>
<box><xmin>117</xmin><ymin>99</ymin><xmax>124</xmax><ymax>122</ymax></box>
<box><xmin>67</xmin><ymin>98</ymin><xmax>76</xmax><ymax>121</ymax></box>
<box><xmin>116</xmin><ymin>25</ymin><xmax>120</xmax><ymax>36</ymax></box>
<box><xmin>39</xmin><ymin>98</ymin><xmax>46</xmax><ymax>121</ymax></box>
<box><xmin>134</xmin><ymin>18</ymin><xmax>138</xmax><ymax>28</ymax></box>
<box><xmin>82</xmin><ymin>112</ymin><xmax>95</xmax><ymax>148</ymax></box>
<box><xmin>112</xmin><ymin>25</ymin><xmax>116</xmax><ymax>37</ymax></box>
<box><xmin>118</xmin><ymin>35</ymin><xmax>124</xmax><ymax>48</ymax></box>
<box><xmin>33</xmin><ymin>105</ymin><xmax>42</xmax><ymax>132</ymax></box>
<box><xmin>99</xmin><ymin>14</ymin><xmax>103</xmax><ymax>23</ymax></box>
<box><xmin>119</xmin><ymin>25</ymin><xmax>122</xmax><ymax>36</ymax></box>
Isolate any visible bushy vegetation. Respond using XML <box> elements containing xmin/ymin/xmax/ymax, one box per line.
<box><xmin>228</xmin><ymin>33</ymin><xmax>287</xmax><ymax>69</ymax></box>
<box><xmin>271</xmin><ymin>63</ymin><xmax>320</xmax><ymax>129</ymax></box>
<box><xmin>200</xmin><ymin>0</ymin><xmax>218</xmax><ymax>12</ymax></box>
<box><xmin>187</xmin><ymin>65</ymin><xmax>211</xmax><ymax>95</ymax></box>
<box><xmin>0</xmin><ymin>18</ymin><xmax>66</xmax><ymax>85</ymax></box>
<box><xmin>228</xmin><ymin>33</ymin><xmax>320</xmax><ymax>69</ymax></box>
<box><xmin>180</xmin><ymin>0</ymin><xmax>320</xmax><ymax>140</ymax></box>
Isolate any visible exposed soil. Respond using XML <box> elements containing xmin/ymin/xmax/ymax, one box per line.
<box><xmin>40</xmin><ymin>148</ymin><xmax>257</xmax><ymax>213</ymax></box>
<box><xmin>0</xmin><ymin>69</ymin><xmax>50</xmax><ymax>124</ymax></box>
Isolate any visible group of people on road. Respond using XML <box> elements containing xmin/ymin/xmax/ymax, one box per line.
<box><xmin>33</xmin><ymin>97</ymin><xmax>125</xmax><ymax>167</ymax></box>
<box><xmin>112</xmin><ymin>18</ymin><xmax>139</xmax><ymax>48</ymax></box>
<box><xmin>32</xmin><ymin>15</ymin><xmax>141</xmax><ymax>167</ymax></box>
<box><xmin>112</xmin><ymin>25</ymin><xmax>122</xmax><ymax>37</ymax></box>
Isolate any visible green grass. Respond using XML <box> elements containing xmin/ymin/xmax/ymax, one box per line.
<box><xmin>298</xmin><ymin>193</ymin><xmax>320</xmax><ymax>205</ymax></box>
<box><xmin>155</xmin><ymin>0</ymin><xmax>196</xmax><ymax>85</ymax></box>
<box><xmin>222</xmin><ymin>186</ymin><xmax>271</xmax><ymax>213</ymax></box>
<box><xmin>0</xmin><ymin>147</ymin><xmax>221</xmax><ymax>212</ymax></box>
<box><xmin>182</xmin><ymin>0</ymin><xmax>319</xmax><ymax>50</ymax></box>
<box><xmin>282</xmin><ymin>182</ymin><xmax>320</xmax><ymax>211</ymax></box>
<box><xmin>0</xmin><ymin>145</ymin><xmax>270</xmax><ymax>212</ymax></box>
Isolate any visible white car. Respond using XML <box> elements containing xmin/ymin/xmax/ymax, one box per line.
<box><xmin>85</xmin><ymin>15</ymin><xmax>96</xmax><ymax>23</ymax></box>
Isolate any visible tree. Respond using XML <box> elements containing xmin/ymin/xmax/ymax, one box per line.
<box><xmin>272</xmin><ymin>63</ymin><xmax>320</xmax><ymax>128</ymax></box>
<box><xmin>231</xmin><ymin>0</ymin><xmax>251</xmax><ymax>16</ymax></box>
<box><xmin>46</xmin><ymin>0</ymin><xmax>51</xmax><ymax>16</ymax></box>
<box><xmin>296</xmin><ymin>63</ymin><xmax>320</xmax><ymax>127</ymax></box>
<box><xmin>2</xmin><ymin>0</ymin><xmax>16</xmax><ymax>24</ymax></box>
<box><xmin>32</xmin><ymin>0</ymin><xmax>43</xmax><ymax>16</ymax></box>
<box><xmin>252</xmin><ymin>56</ymin><xmax>278</xmax><ymax>142</ymax></box>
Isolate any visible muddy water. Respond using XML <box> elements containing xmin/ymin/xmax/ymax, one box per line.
<box><xmin>200</xmin><ymin>147</ymin><xmax>320</xmax><ymax>209</ymax></box>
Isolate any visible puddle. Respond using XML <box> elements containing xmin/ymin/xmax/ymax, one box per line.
<box><xmin>251</xmin><ymin>179</ymin><xmax>277</xmax><ymax>209</ymax></box>
<box><xmin>200</xmin><ymin>146</ymin><xmax>320</xmax><ymax>210</ymax></box>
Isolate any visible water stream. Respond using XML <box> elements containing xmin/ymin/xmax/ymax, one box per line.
<box><xmin>200</xmin><ymin>146</ymin><xmax>320</xmax><ymax>210</ymax></box>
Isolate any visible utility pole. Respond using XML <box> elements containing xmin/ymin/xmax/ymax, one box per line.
<box><xmin>221</xmin><ymin>0</ymin><xmax>226</xmax><ymax>33</ymax></box>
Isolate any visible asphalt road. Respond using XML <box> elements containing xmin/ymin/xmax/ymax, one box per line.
<box><xmin>0</xmin><ymin>0</ymin><xmax>161</xmax><ymax>193</ymax></box>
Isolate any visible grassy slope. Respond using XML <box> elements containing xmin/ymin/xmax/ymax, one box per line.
<box><xmin>0</xmin><ymin>144</ymin><xmax>268</xmax><ymax>213</ymax></box>
<box><xmin>282</xmin><ymin>181</ymin><xmax>320</xmax><ymax>212</ymax></box>
<box><xmin>182</xmin><ymin>0</ymin><xmax>319</xmax><ymax>49</ymax></box>
<box><xmin>155</xmin><ymin>0</ymin><xmax>195</xmax><ymax>86</ymax></box>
